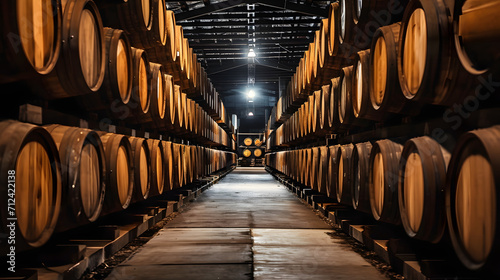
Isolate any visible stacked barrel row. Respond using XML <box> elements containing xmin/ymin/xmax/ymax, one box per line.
<box><xmin>267</xmin><ymin>125</ymin><xmax>500</xmax><ymax>272</ymax></box>
<box><xmin>0</xmin><ymin>120</ymin><xmax>236</xmax><ymax>253</ymax></box>
<box><xmin>0</xmin><ymin>0</ymin><xmax>235</xmax><ymax>146</ymax></box>
<box><xmin>267</xmin><ymin>0</ymin><xmax>500</xmax><ymax>141</ymax></box>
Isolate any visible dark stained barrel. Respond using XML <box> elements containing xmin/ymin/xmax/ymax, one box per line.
<box><xmin>162</xmin><ymin>141</ymin><xmax>174</xmax><ymax>192</ymax></box>
<box><xmin>399</xmin><ymin>136</ymin><xmax>450</xmax><ymax>243</ymax></box>
<box><xmin>129</xmin><ymin>137</ymin><xmax>151</xmax><ymax>201</ymax></box>
<box><xmin>45</xmin><ymin>125</ymin><xmax>106</xmax><ymax>231</ymax></box>
<box><xmin>336</xmin><ymin>144</ymin><xmax>354</xmax><ymax>205</ymax></box>
<box><xmin>351</xmin><ymin>142</ymin><xmax>372</xmax><ymax>214</ymax></box>
<box><xmin>327</xmin><ymin>145</ymin><xmax>341</xmax><ymax>199</ymax></box>
<box><xmin>41</xmin><ymin>0</ymin><xmax>105</xmax><ymax>99</ymax></box>
<box><xmin>398</xmin><ymin>0</ymin><xmax>475</xmax><ymax>106</ymax></box>
<box><xmin>369</xmin><ymin>139</ymin><xmax>403</xmax><ymax>224</ymax></box>
<box><xmin>98</xmin><ymin>132</ymin><xmax>133</xmax><ymax>215</ymax></box>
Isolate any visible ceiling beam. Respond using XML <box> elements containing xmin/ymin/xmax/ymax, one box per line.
<box><xmin>175</xmin><ymin>0</ymin><xmax>255</xmax><ymax>21</ymax></box>
<box><xmin>207</xmin><ymin>61</ymin><xmax>248</xmax><ymax>75</ymax></box>
<box><xmin>178</xmin><ymin>18</ymin><xmax>320</xmax><ymax>26</ymax></box>
<box><xmin>256</xmin><ymin>0</ymin><xmax>328</xmax><ymax>17</ymax></box>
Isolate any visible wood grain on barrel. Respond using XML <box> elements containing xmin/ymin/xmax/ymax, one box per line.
<box><xmin>116</xmin><ymin>145</ymin><xmax>130</xmax><ymax>206</ymax></box>
<box><xmin>79</xmin><ymin>9</ymin><xmax>101</xmax><ymax>88</ymax></box>
<box><xmin>372</xmin><ymin>37</ymin><xmax>387</xmax><ymax>108</ymax></box>
<box><xmin>17</xmin><ymin>0</ymin><xmax>55</xmax><ymax>70</ymax></box>
<box><xmin>116</xmin><ymin>39</ymin><xmax>129</xmax><ymax>100</ymax></box>
<box><xmin>80</xmin><ymin>143</ymin><xmax>100</xmax><ymax>218</ymax></box>
<box><xmin>403</xmin><ymin>152</ymin><xmax>424</xmax><ymax>232</ymax></box>
<box><xmin>403</xmin><ymin>8</ymin><xmax>427</xmax><ymax>96</ymax></box>
<box><xmin>372</xmin><ymin>152</ymin><xmax>385</xmax><ymax>218</ymax></box>
<box><xmin>16</xmin><ymin>142</ymin><xmax>53</xmax><ymax>243</ymax></box>
<box><xmin>142</xmin><ymin>0</ymin><xmax>151</xmax><ymax>28</ymax></box>
<box><xmin>139</xmin><ymin>144</ymin><xmax>149</xmax><ymax>197</ymax></box>
<box><xmin>456</xmin><ymin>154</ymin><xmax>495</xmax><ymax>264</ymax></box>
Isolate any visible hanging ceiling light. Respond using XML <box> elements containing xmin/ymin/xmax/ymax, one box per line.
<box><xmin>247</xmin><ymin>89</ymin><xmax>255</xmax><ymax>98</ymax></box>
<box><xmin>248</xmin><ymin>111</ymin><xmax>254</xmax><ymax>116</ymax></box>
<box><xmin>248</xmin><ymin>49</ymin><xmax>256</xmax><ymax>58</ymax></box>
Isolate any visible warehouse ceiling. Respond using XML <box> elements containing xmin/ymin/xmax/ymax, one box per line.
<box><xmin>168</xmin><ymin>0</ymin><xmax>329</xmax><ymax>131</ymax></box>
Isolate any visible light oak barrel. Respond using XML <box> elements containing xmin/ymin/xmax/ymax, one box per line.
<box><xmin>446</xmin><ymin>126</ymin><xmax>500</xmax><ymax>271</ymax></box>
<box><xmin>0</xmin><ymin>121</ymin><xmax>62</xmax><ymax>250</ymax></box>
<box><xmin>0</xmin><ymin>0</ymin><xmax>61</xmax><ymax>83</ymax></box>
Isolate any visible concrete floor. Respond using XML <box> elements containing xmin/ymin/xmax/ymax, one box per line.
<box><xmin>106</xmin><ymin>167</ymin><xmax>388</xmax><ymax>280</ymax></box>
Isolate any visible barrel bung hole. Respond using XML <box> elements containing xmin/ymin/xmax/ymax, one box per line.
<box><xmin>456</xmin><ymin>153</ymin><xmax>496</xmax><ymax>264</ymax></box>
<box><xmin>15</xmin><ymin>141</ymin><xmax>53</xmax><ymax>243</ymax></box>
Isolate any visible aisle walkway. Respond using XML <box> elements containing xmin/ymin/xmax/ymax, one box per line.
<box><xmin>106</xmin><ymin>167</ymin><xmax>387</xmax><ymax>280</ymax></box>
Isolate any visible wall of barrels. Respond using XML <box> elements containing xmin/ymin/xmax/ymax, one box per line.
<box><xmin>265</xmin><ymin>0</ymin><xmax>500</xmax><ymax>273</ymax></box>
<box><xmin>0</xmin><ymin>0</ymin><xmax>237</xmax><ymax>253</ymax></box>
<box><xmin>239</xmin><ymin>135</ymin><xmax>265</xmax><ymax>167</ymax></box>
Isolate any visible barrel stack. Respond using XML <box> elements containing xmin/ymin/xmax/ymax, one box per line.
<box><xmin>265</xmin><ymin>0</ymin><xmax>500</xmax><ymax>273</ymax></box>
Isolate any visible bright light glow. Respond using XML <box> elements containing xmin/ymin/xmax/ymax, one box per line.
<box><xmin>248</xmin><ymin>112</ymin><xmax>254</xmax><ymax>116</ymax></box>
<box><xmin>248</xmin><ymin>49</ymin><xmax>256</xmax><ymax>58</ymax></box>
<box><xmin>248</xmin><ymin>100</ymin><xmax>253</xmax><ymax>103</ymax></box>
<box><xmin>247</xmin><ymin>89</ymin><xmax>255</xmax><ymax>98</ymax></box>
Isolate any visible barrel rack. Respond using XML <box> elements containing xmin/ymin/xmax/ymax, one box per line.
<box><xmin>1</xmin><ymin>166</ymin><xmax>235</xmax><ymax>280</ymax></box>
<box><xmin>265</xmin><ymin>167</ymin><xmax>491</xmax><ymax>280</ymax></box>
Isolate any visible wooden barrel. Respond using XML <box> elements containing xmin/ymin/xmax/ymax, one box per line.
<box><xmin>311</xmin><ymin>90</ymin><xmax>322</xmax><ymax>134</ymax></box>
<box><xmin>44</xmin><ymin>125</ymin><xmax>105</xmax><ymax>231</ymax></box>
<box><xmin>183</xmin><ymin>145</ymin><xmax>192</xmax><ymax>184</ymax></box>
<box><xmin>130</xmin><ymin>47</ymin><xmax>151</xmax><ymax>116</ymax></box>
<box><xmin>254</xmin><ymin>138</ymin><xmax>263</xmax><ymax>147</ymax></box>
<box><xmin>77</xmin><ymin>27</ymin><xmax>133</xmax><ymax>119</ymax></box>
<box><xmin>0</xmin><ymin>0</ymin><xmax>61</xmax><ymax>83</ymax></box>
<box><xmin>398</xmin><ymin>0</ymin><xmax>474</xmax><ymax>106</ymax></box>
<box><xmin>320</xmin><ymin>84</ymin><xmax>331</xmax><ymax>132</ymax></box>
<box><xmin>353</xmin><ymin>49</ymin><xmax>387</xmax><ymax>121</ymax></box>
<box><xmin>338</xmin><ymin>66</ymin><xmax>365</xmax><ymax>129</ymax></box>
<box><xmin>243</xmin><ymin>149</ymin><xmax>252</xmax><ymax>158</ymax></box>
<box><xmin>326</xmin><ymin>145</ymin><xmax>341</xmax><ymax>198</ymax></box>
<box><xmin>162</xmin><ymin>141</ymin><xmax>174</xmax><ymax>192</ymax></box>
<box><xmin>160</xmin><ymin>74</ymin><xmax>175</xmax><ymax>130</ymax></box>
<box><xmin>339</xmin><ymin>0</ymin><xmax>355</xmax><ymax>45</ymax></box>
<box><xmin>307</xmin><ymin>94</ymin><xmax>315</xmax><ymax>135</ymax></box>
<box><xmin>129</xmin><ymin>137</ymin><xmax>151</xmax><ymax>201</ymax></box>
<box><xmin>318</xmin><ymin>146</ymin><xmax>329</xmax><ymax>195</ymax></box>
<box><xmin>129</xmin><ymin>62</ymin><xmax>165</xmax><ymax>127</ymax></box>
<box><xmin>41</xmin><ymin>0</ymin><xmax>105</xmax><ymax>99</ymax></box>
<box><xmin>351</xmin><ymin>142</ymin><xmax>373</xmax><ymax>214</ymax></box>
<box><xmin>369</xmin><ymin>139</ymin><xmax>403</xmax><ymax>224</ymax></box>
<box><xmin>165</xmin><ymin>10</ymin><xmax>177</xmax><ymax>60</ymax></box>
<box><xmin>370</xmin><ymin>23</ymin><xmax>420</xmax><ymax>116</ymax></box>
<box><xmin>336</xmin><ymin>144</ymin><xmax>354</xmax><ymax>204</ymax></box>
<box><xmin>243</xmin><ymin>138</ymin><xmax>253</xmax><ymax>146</ymax></box>
<box><xmin>325</xmin><ymin>3</ymin><xmax>347</xmax><ymax>72</ymax></box>
<box><xmin>147</xmin><ymin>139</ymin><xmax>165</xmax><ymax>196</ymax></box>
<box><xmin>453</xmin><ymin>0</ymin><xmax>500</xmax><ymax>75</ymax></box>
<box><xmin>149</xmin><ymin>0</ymin><xmax>167</xmax><ymax>46</ymax></box>
<box><xmin>172</xmin><ymin>143</ymin><xmax>183</xmax><ymax>188</ymax></box>
<box><xmin>0</xmin><ymin>121</ymin><xmax>62</xmax><ymax>250</ymax></box>
<box><xmin>399</xmin><ymin>136</ymin><xmax>450</xmax><ymax>243</ymax></box>
<box><xmin>98</xmin><ymin>132</ymin><xmax>133</xmax><ymax>215</ymax></box>
<box><xmin>351</xmin><ymin>0</ymin><xmax>408</xmax><ymax>49</ymax></box>
<box><xmin>310</xmin><ymin>147</ymin><xmax>320</xmax><ymax>190</ymax></box>
<box><xmin>328</xmin><ymin>78</ymin><xmax>340</xmax><ymax>132</ymax></box>
<box><xmin>99</xmin><ymin>0</ymin><xmax>153</xmax><ymax>34</ymax></box>
<box><xmin>254</xmin><ymin>149</ymin><xmax>263</xmax><ymax>158</ymax></box>
<box><xmin>446</xmin><ymin>126</ymin><xmax>500</xmax><ymax>270</ymax></box>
